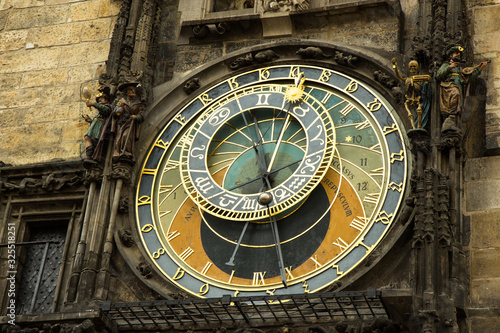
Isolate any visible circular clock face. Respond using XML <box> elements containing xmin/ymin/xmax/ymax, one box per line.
<box><xmin>136</xmin><ymin>64</ymin><xmax>409</xmax><ymax>298</ymax></box>
<box><xmin>179</xmin><ymin>83</ymin><xmax>335</xmax><ymax>221</ymax></box>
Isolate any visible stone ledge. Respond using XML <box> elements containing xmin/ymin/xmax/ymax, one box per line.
<box><xmin>468</xmin><ymin>306</ymin><xmax>500</xmax><ymax>316</ymax></box>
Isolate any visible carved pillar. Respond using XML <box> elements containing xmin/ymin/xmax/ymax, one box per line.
<box><xmin>101</xmin><ymin>0</ymin><xmax>159</xmax><ymax>103</ymax></box>
<box><xmin>77</xmin><ymin>141</ymin><xmax>114</xmax><ymax>303</ymax></box>
<box><xmin>94</xmin><ymin>162</ymin><xmax>133</xmax><ymax>300</ymax></box>
<box><xmin>66</xmin><ymin>167</ymin><xmax>102</xmax><ymax>303</ymax></box>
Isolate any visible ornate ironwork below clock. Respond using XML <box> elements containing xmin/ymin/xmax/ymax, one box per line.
<box><xmin>136</xmin><ymin>64</ymin><xmax>409</xmax><ymax>298</ymax></box>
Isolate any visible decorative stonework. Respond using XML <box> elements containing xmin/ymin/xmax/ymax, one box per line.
<box><xmin>262</xmin><ymin>0</ymin><xmax>310</xmax><ymax>12</ymax></box>
<box><xmin>229</xmin><ymin>50</ymin><xmax>280</xmax><ymax>70</ymax></box>
<box><xmin>1</xmin><ymin>172</ymin><xmax>83</xmax><ymax>193</ymax></box>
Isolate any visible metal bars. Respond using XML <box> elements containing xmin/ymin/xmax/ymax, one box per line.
<box><xmin>101</xmin><ymin>290</ymin><xmax>388</xmax><ymax>331</ymax></box>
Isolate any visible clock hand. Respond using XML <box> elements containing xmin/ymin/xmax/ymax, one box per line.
<box><xmin>266</xmin><ymin>73</ymin><xmax>306</xmax><ymax>173</ymax></box>
<box><xmin>225</xmin><ymin>184</ymin><xmax>266</xmax><ymax>267</ymax></box>
<box><xmin>263</xmin><ymin>194</ymin><xmax>288</xmax><ymax>287</ymax></box>
<box><xmin>240</xmin><ymin>112</ymin><xmax>263</xmax><ymax>167</ymax></box>
<box><xmin>241</xmin><ymin>111</ymin><xmax>270</xmax><ymax>188</ymax></box>
<box><xmin>250</xmin><ymin>112</ymin><xmax>273</xmax><ymax>189</ymax></box>
<box><xmin>266</xmin><ymin>111</ymin><xmax>291</xmax><ymax>174</ymax></box>
<box><xmin>227</xmin><ymin>158</ymin><xmax>301</xmax><ymax>192</ymax></box>
<box><xmin>225</xmin><ymin>220</ymin><xmax>249</xmax><ymax>266</ymax></box>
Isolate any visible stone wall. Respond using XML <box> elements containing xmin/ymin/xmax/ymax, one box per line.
<box><xmin>0</xmin><ymin>0</ymin><xmax>121</xmax><ymax>165</ymax></box>
<box><xmin>465</xmin><ymin>156</ymin><xmax>500</xmax><ymax>331</ymax></box>
<box><xmin>469</xmin><ymin>1</ymin><xmax>500</xmax><ymax>153</ymax></box>
<box><xmin>465</xmin><ymin>1</ymin><xmax>500</xmax><ymax>331</ymax></box>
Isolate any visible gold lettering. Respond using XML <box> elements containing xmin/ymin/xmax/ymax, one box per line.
<box><xmin>309</xmin><ymin>255</ymin><xmax>322</xmax><ymax>269</ymax></box>
<box><xmin>252</xmin><ymin>271</ymin><xmax>266</xmax><ymax>285</ymax></box>
<box><xmin>319</xmin><ymin>70</ymin><xmax>332</xmax><ymax>82</ymax></box>
<box><xmin>179</xmin><ymin>247</ymin><xmax>194</xmax><ymax>261</ymax></box>
<box><xmin>375</xmin><ymin>211</ymin><xmax>393</xmax><ymax>224</ymax></box>
<box><xmin>154</xmin><ymin>139</ymin><xmax>169</xmax><ymax>149</ymax></box>
<box><xmin>289</xmin><ymin>66</ymin><xmax>300</xmax><ymax>78</ymax></box>
<box><xmin>256</xmin><ymin>93</ymin><xmax>271</xmax><ymax>105</ymax></box>
<box><xmin>201</xmin><ymin>262</ymin><xmax>212</xmax><ymax>275</ymax></box>
<box><xmin>340</xmin><ymin>104</ymin><xmax>355</xmax><ymax>116</ymax></box>
<box><xmin>345</xmin><ymin>80</ymin><xmax>358</xmax><ymax>93</ymax></box>
<box><xmin>228</xmin><ymin>78</ymin><xmax>239</xmax><ymax>90</ymax></box>
<box><xmin>321</xmin><ymin>93</ymin><xmax>332</xmax><ymax>105</ymax></box>
<box><xmin>259</xmin><ymin>68</ymin><xmax>270</xmax><ymax>81</ymax></box>
<box><xmin>173</xmin><ymin>268</ymin><xmax>185</xmax><ymax>280</ymax></box>
<box><xmin>333</xmin><ymin>237</ymin><xmax>349</xmax><ymax>251</ymax></box>
<box><xmin>141</xmin><ymin>224</ymin><xmax>155</xmax><ymax>233</ymax></box>
<box><xmin>332</xmin><ymin>264</ymin><xmax>344</xmax><ymax>275</ymax></box>
<box><xmin>159</xmin><ymin>184</ymin><xmax>173</xmax><ymax>194</ymax></box>
<box><xmin>159</xmin><ymin>210</ymin><xmax>172</xmax><ymax>218</ymax></box>
<box><xmin>388</xmin><ymin>182</ymin><xmax>403</xmax><ymax>192</ymax></box>
<box><xmin>174</xmin><ymin>114</ymin><xmax>186</xmax><ymax>125</ymax></box>
<box><xmin>367</xmin><ymin>99</ymin><xmax>382</xmax><ymax>112</ymax></box>
<box><xmin>138</xmin><ymin>195</ymin><xmax>152</xmax><ymax>206</ymax></box>
<box><xmin>383</xmin><ymin>123</ymin><xmax>398</xmax><ymax>135</ymax></box>
<box><xmin>153</xmin><ymin>248</ymin><xmax>165</xmax><ymax>259</ymax></box>
<box><xmin>355</xmin><ymin>120</ymin><xmax>371</xmax><ymax>131</ymax></box>
<box><xmin>363</xmin><ymin>193</ymin><xmax>380</xmax><ymax>204</ymax></box>
<box><xmin>350</xmin><ymin>216</ymin><xmax>368</xmax><ymax>231</ymax></box>
<box><xmin>390</xmin><ymin>150</ymin><xmax>405</xmax><ymax>163</ymax></box>
<box><xmin>142</xmin><ymin>168</ymin><xmax>156</xmax><ymax>175</ymax></box>
<box><xmin>199</xmin><ymin>283</ymin><xmax>210</xmax><ymax>296</ymax></box>
<box><xmin>167</xmin><ymin>230</ymin><xmax>180</xmax><ymax>241</ymax></box>
<box><xmin>199</xmin><ymin>94</ymin><xmax>213</xmax><ymax>106</ymax></box>
<box><xmin>228</xmin><ymin>270</ymin><xmax>236</xmax><ymax>284</ymax></box>
<box><xmin>302</xmin><ymin>280</ymin><xmax>311</xmax><ymax>293</ymax></box>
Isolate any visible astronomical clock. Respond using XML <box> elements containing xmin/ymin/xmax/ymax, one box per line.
<box><xmin>135</xmin><ymin>63</ymin><xmax>409</xmax><ymax>298</ymax></box>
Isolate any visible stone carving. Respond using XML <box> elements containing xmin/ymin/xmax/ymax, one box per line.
<box><xmin>334</xmin><ymin>51</ymin><xmax>358</xmax><ymax>68</ymax></box>
<box><xmin>254</xmin><ymin>49</ymin><xmax>279</xmax><ymax>63</ymax></box>
<box><xmin>137</xmin><ymin>262</ymin><xmax>154</xmax><ymax>278</ymax></box>
<box><xmin>184</xmin><ymin>78</ymin><xmax>200</xmax><ymax>94</ymax></box>
<box><xmin>373</xmin><ymin>70</ymin><xmax>397</xmax><ymax>90</ymax></box>
<box><xmin>84</xmin><ymin>165</ymin><xmax>103</xmax><ymax>183</ymax></box>
<box><xmin>373</xmin><ymin>70</ymin><xmax>402</xmax><ymax>104</ymax></box>
<box><xmin>112</xmin><ymin>83</ymin><xmax>144</xmax><ymax>162</ymax></box>
<box><xmin>119</xmin><ymin>196</ymin><xmax>129</xmax><ymax>213</ymax></box>
<box><xmin>392</xmin><ymin>58</ymin><xmax>431</xmax><ymax>129</ymax></box>
<box><xmin>230</xmin><ymin>53</ymin><xmax>254</xmax><ymax>70</ymax></box>
<box><xmin>1</xmin><ymin>173</ymin><xmax>82</xmax><ymax>193</ymax></box>
<box><xmin>193</xmin><ymin>23</ymin><xmax>228</xmax><ymax>38</ymax></box>
<box><xmin>262</xmin><ymin>0</ymin><xmax>309</xmax><ymax>12</ymax></box>
<box><xmin>436</xmin><ymin>45</ymin><xmax>488</xmax><ymax>131</ymax></box>
<box><xmin>112</xmin><ymin>160</ymin><xmax>133</xmax><ymax>180</ymax></box>
<box><xmin>361</xmin><ymin>318</ymin><xmax>398</xmax><ymax>332</ymax></box>
<box><xmin>229</xmin><ymin>50</ymin><xmax>279</xmax><ymax>70</ymax></box>
<box><xmin>296</xmin><ymin>47</ymin><xmax>331</xmax><ymax>59</ymax></box>
<box><xmin>119</xmin><ymin>229</ymin><xmax>135</xmax><ymax>247</ymax></box>
<box><xmin>214</xmin><ymin>0</ymin><xmax>254</xmax><ymax>11</ymax></box>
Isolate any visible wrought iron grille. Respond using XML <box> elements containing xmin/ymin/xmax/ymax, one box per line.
<box><xmin>102</xmin><ymin>289</ymin><xmax>388</xmax><ymax>331</ymax></box>
<box><xmin>15</xmin><ymin>226</ymin><xmax>66</xmax><ymax>315</ymax></box>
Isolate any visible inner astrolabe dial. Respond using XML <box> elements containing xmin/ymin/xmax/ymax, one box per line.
<box><xmin>179</xmin><ymin>84</ymin><xmax>335</xmax><ymax>221</ymax></box>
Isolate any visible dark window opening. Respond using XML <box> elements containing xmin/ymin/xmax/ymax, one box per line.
<box><xmin>16</xmin><ymin>223</ymin><xmax>67</xmax><ymax>315</ymax></box>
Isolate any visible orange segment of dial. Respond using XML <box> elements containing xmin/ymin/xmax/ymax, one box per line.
<box><xmin>285</xmin><ymin>167</ymin><xmax>365</xmax><ymax>281</ymax></box>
